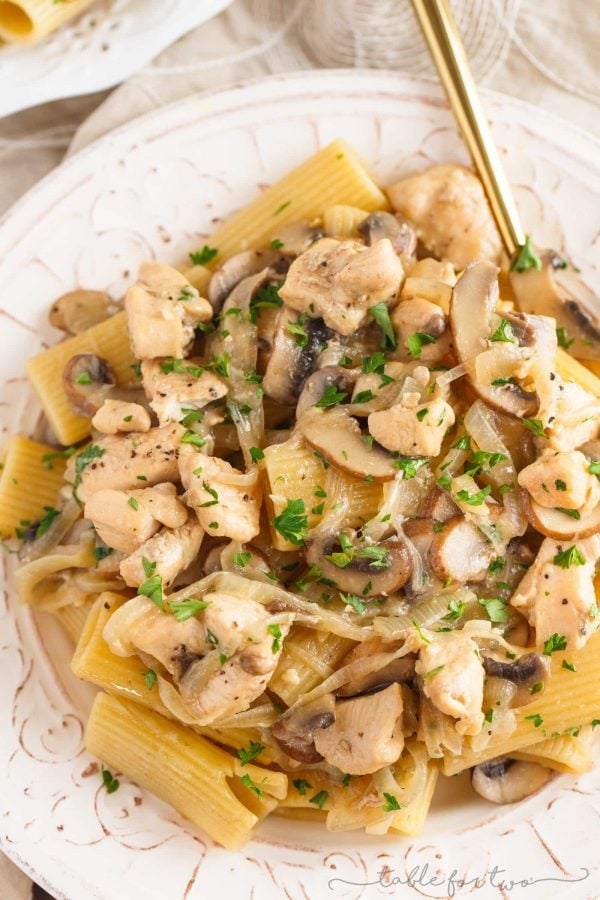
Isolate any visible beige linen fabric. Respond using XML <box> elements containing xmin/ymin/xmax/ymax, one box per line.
<box><xmin>0</xmin><ymin>0</ymin><xmax>598</xmax><ymax>896</ymax></box>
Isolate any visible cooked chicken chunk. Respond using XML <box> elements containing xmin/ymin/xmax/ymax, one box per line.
<box><xmin>510</xmin><ymin>535</ymin><xmax>600</xmax><ymax>650</ymax></box>
<box><xmin>85</xmin><ymin>482</ymin><xmax>188</xmax><ymax>554</ymax></box>
<box><xmin>91</xmin><ymin>399</ymin><xmax>151</xmax><ymax>435</ymax></box>
<box><xmin>546</xmin><ymin>379</ymin><xmax>600</xmax><ymax>451</ymax></box>
<box><xmin>65</xmin><ymin>423</ymin><xmax>184</xmax><ymax>502</ymax></box>
<box><xmin>387</xmin><ymin>164</ymin><xmax>502</xmax><ymax>269</ymax></box>
<box><xmin>391</xmin><ymin>297</ymin><xmax>452</xmax><ymax>363</ymax></box>
<box><xmin>141</xmin><ymin>359</ymin><xmax>227</xmax><ymax>426</ymax></box>
<box><xmin>518</xmin><ymin>449</ymin><xmax>600</xmax><ymax>515</ymax></box>
<box><xmin>278</xmin><ymin>237</ymin><xmax>403</xmax><ymax>335</ymax></box>
<box><xmin>313</xmin><ymin>684</ymin><xmax>405</xmax><ymax>775</ymax></box>
<box><xmin>179</xmin><ymin>446</ymin><xmax>262</xmax><ymax>542</ymax></box>
<box><xmin>104</xmin><ymin>592</ymin><xmax>293</xmax><ymax>724</ymax></box>
<box><xmin>119</xmin><ymin>514</ymin><xmax>204</xmax><ymax>588</ymax></box>
<box><xmin>368</xmin><ymin>396</ymin><xmax>455</xmax><ymax>456</ymax></box>
<box><xmin>125</xmin><ymin>262</ymin><xmax>212</xmax><ymax>360</ymax></box>
<box><xmin>415</xmin><ymin>632</ymin><xmax>485</xmax><ymax>736</ymax></box>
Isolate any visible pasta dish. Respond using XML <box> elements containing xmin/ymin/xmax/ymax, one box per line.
<box><xmin>3</xmin><ymin>140</ymin><xmax>600</xmax><ymax>849</ymax></box>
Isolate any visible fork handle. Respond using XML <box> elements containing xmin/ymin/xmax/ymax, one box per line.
<box><xmin>412</xmin><ymin>0</ymin><xmax>525</xmax><ymax>256</ymax></box>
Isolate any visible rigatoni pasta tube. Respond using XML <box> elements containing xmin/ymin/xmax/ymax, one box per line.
<box><xmin>443</xmin><ymin>632</ymin><xmax>600</xmax><ymax>775</ymax></box>
<box><xmin>193</xmin><ymin>140</ymin><xmax>387</xmax><ymax>265</ymax></box>
<box><xmin>26</xmin><ymin>311</ymin><xmax>135</xmax><ymax>445</ymax></box>
<box><xmin>0</xmin><ymin>435</ymin><xmax>67</xmax><ymax>537</ymax></box>
<box><xmin>513</xmin><ymin>728</ymin><xmax>594</xmax><ymax>775</ymax></box>
<box><xmin>0</xmin><ymin>0</ymin><xmax>94</xmax><ymax>44</ymax></box>
<box><xmin>85</xmin><ymin>692</ymin><xmax>286</xmax><ymax>851</ymax></box>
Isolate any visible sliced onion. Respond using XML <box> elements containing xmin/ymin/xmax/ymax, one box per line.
<box><xmin>374</xmin><ymin>586</ymin><xmax>478</xmax><ymax>638</ymax></box>
<box><xmin>18</xmin><ymin>498</ymin><xmax>82</xmax><ymax>562</ymax></box>
<box><xmin>397</xmin><ymin>522</ymin><xmax>425</xmax><ymax>595</ymax></box>
<box><xmin>464</xmin><ymin>399</ymin><xmax>515</xmax><ymax>489</ymax></box>
<box><xmin>435</xmin><ymin>361</ymin><xmax>468</xmax><ymax>389</ymax></box>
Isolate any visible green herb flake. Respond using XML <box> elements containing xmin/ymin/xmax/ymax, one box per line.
<box><xmin>189</xmin><ymin>245</ymin><xmax>218</xmax><ymax>265</ymax></box>
<box><xmin>406</xmin><ymin>331</ymin><xmax>436</xmax><ymax>358</ymax></box>
<box><xmin>382</xmin><ymin>792</ymin><xmax>401</xmax><ymax>812</ymax></box>
<box><xmin>562</xmin><ymin>660</ymin><xmax>576</xmax><ymax>672</ymax></box>
<box><xmin>271</xmin><ymin>498</ymin><xmax>308</xmax><ymax>546</ymax></box>
<box><xmin>138</xmin><ymin>573</ymin><xmax>165</xmax><ymax>610</ymax></box>
<box><xmin>267</xmin><ymin>623</ymin><xmax>283</xmax><ymax>653</ymax></box>
<box><xmin>370</xmin><ymin>302</ymin><xmax>397</xmax><ymax>349</ymax></box>
<box><xmin>478</xmin><ymin>597</ymin><xmax>509</xmax><ymax>623</ymax></box>
<box><xmin>553</xmin><ymin>545</ymin><xmax>585</xmax><ymax>569</ymax></box>
<box><xmin>511</xmin><ymin>235</ymin><xmax>542</xmax><ymax>273</ymax></box>
<box><xmin>144</xmin><ymin>669</ymin><xmax>157</xmax><ymax>691</ymax></box>
<box><xmin>309</xmin><ymin>790</ymin><xmax>329</xmax><ymax>810</ymax></box>
<box><xmin>238</xmin><ymin>740</ymin><xmax>265</xmax><ymax>766</ymax></box>
<box><xmin>543</xmin><ymin>633</ymin><xmax>567</xmax><ymax>655</ymax></box>
<box><xmin>94</xmin><ymin>546</ymin><xmax>113</xmax><ymax>566</ymax></box>
<box><xmin>490</xmin><ymin>318</ymin><xmax>516</xmax><ymax>343</ymax></box>
<box><xmin>41</xmin><ymin>445</ymin><xmax>76</xmax><ymax>469</ymax></box>
<box><xmin>316</xmin><ymin>384</ymin><xmax>348</xmax><ymax>408</ymax></box>
<box><xmin>339</xmin><ymin>592</ymin><xmax>367</xmax><ymax>615</ymax></box>
<box><xmin>170</xmin><ymin>597</ymin><xmax>211</xmax><ymax>622</ymax></box>
<box><xmin>424</xmin><ymin>664</ymin><xmax>445</xmax><ymax>680</ymax></box>
<box><xmin>127</xmin><ymin>496</ymin><xmax>139</xmax><ymax>511</ymax></box>
<box><xmin>292</xmin><ymin>778</ymin><xmax>313</xmax><ymax>796</ymax></box>
<box><xmin>240</xmin><ymin>773</ymin><xmax>265</xmax><ymax>798</ymax></box>
<box><xmin>101</xmin><ymin>767</ymin><xmax>120</xmax><ymax>794</ymax></box>
<box><xmin>523</xmin><ymin>418</ymin><xmax>547</xmax><ymax>438</ymax></box>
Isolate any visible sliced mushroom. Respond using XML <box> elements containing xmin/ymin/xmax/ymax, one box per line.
<box><xmin>429</xmin><ymin>515</ymin><xmax>493</xmax><ymax>583</ymax></box>
<box><xmin>403</xmin><ymin>517</ymin><xmax>437</xmax><ymax>559</ymax></box>
<box><xmin>270</xmin><ymin>221</ymin><xmax>324</xmax><ymax>256</ymax></box>
<box><xmin>520</xmin><ymin>488</ymin><xmax>600</xmax><ymax>540</ymax></box>
<box><xmin>262</xmin><ymin>306</ymin><xmax>332</xmax><ymax>405</ymax></box>
<box><xmin>420</xmin><ymin>486</ymin><xmax>460</xmax><ymax>522</ymax></box>
<box><xmin>510</xmin><ymin>250</ymin><xmax>600</xmax><ymax>360</ymax></box>
<box><xmin>336</xmin><ymin>639</ymin><xmax>416</xmax><ymax>697</ymax></box>
<box><xmin>357</xmin><ymin>211</ymin><xmax>417</xmax><ymax>269</ymax></box>
<box><xmin>482</xmin><ymin>652</ymin><xmax>550</xmax><ymax>707</ymax></box>
<box><xmin>450</xmin><ymin>262</ymin><xmax>538</xmax><ymax>418</ymax></box>
<box><xmin>49</xmin><ymin>290</ymin><xmax>118</xmax><ymax>335</ymax></box>
<box><xmin>300</xmin><ymin>409</ymin><xmax>397</xmax><ymax>481</ymax></box>
<box><xmin>305</xmin><ymin>533</ymin><xmax>412</xmax><ymax>596</ymax></box>
<box><xmin>296</xmin><ymin>366</ymin><xmax>358</xmax><ymax>418</ymax></box>
<box><xmin>62</xmin><ymin>353</ymin><xmax>116</xmax><ymax>416</ymax></box>
<box><xmin>580</xmin><ymin>439</ymin><xmax>600</xmax><ymax>462</ymax></box>
<box><xmin>271</xmin><ymin>693</ymin><xmax>336</xmax><ymax>763</ymax></box>
<box><xmin>471</xmin><ymin>757</ymin><xmax>551</xmax><ymax>804</ymax></box>
<box><xmin>207</xmin><ymin>249</ymin><xmax>289</xmax><ymax>312</ymax></box>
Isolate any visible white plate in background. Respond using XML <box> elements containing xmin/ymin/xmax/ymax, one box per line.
<box><xmin>0</xmin><ymin>71</ymin><xmax>599</xmax><ymax>900</ymax></box>
<box><xmin>0</xmin><ymin>0</ymin><xmax>231</xmax><ymax>118</ymax></box>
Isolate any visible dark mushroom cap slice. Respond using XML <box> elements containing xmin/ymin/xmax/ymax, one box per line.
<box><xmin>471</xmin><ymin>757</ymin><xmax>551</xmax><ymax>804</ymax></box>
<box><xmin>270</xmin><ymin>693</ymin><xmax>336</xmax><ymax>763</ymax></box>
<box><xmin>419</xmin><ymin>486</ymin><xmax>460</xmax><ymax>522</ymax></box>
<box><xmin>300</xmin><ymin>409</ymin><xmax>397</xmax><ymax>481</ymax></box>
<box><xmin>207</xmin><ymin>248</ymin><xmax>289</xmax><ymax>312</ymax></box>
<box><xmin>296</xmin><ymin>365</ymin><xmax>358</xmax><ymax>418</ymax></box>
<box><xmin>305</xmin><ymin>534</ymin><xmax>413</xmax><ymax>596</ymax></box>
<box><xmin>262</xmin><ymin>307</ymin><xmax>332</xmax><ymax>406</ymax></box>
<box><xmin>270</xmin><ymin>220</ymin><xmax>325</xmax><ymax>256</ymax></box>
<box><xmin>483</xmin><ymin>652</ymin><xmax>550</xmax><ymax>707</ymax></box>
<box><xmin>510</xmin><ymin>250</ymin><xmax>600</xmax><ymax>360</ymax></box>
<box><xmin>450</xmin><ymin>261</ymin><xmax>539</xmax><ymax>418</ymax></box>
<box><xmin>62</xmin><ymin>353</ymin><xmax>116</xmax><ymax>417</ymax></box>
<box><xmin>520</xmin><ymin>487</ymin><xmax>600</xmax><ymax>539</ymax></box>
<box><xmin>357</xmin><ymin>211</ymin><xmax>417</xmax><ymax>267</ymax></box>
<box><xmin>336</xmin><ymin>655</ymin><xmax>416</xmax><ymax>698</ymax></box>
<box><xmin>428</xmin><ymin>515</ymin><xmax>493</xmax><ymax>583</ymax></box>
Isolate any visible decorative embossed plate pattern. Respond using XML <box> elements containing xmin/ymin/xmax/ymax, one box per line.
<box><xmin>0</xmin><ymin>0</ymin><xmax>231</xmax><ymax>118</ymax></box>
<box><xmin>0</xmin><ymin>72</ymin><xmax>599</xmax><ymax>900</ymax></box>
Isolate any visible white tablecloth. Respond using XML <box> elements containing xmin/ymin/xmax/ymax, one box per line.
<box><xmin>0</xmin><ymin>0</ymin><xmax>598</xmax><ymax>896</ymax></box>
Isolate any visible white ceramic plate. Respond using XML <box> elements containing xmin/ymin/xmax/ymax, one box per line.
<box><xmin>1</xmin><ymin>71</ymin><xmax>599</xmax><ymax>900</ymax></box>
<box><xmin>0</xmin><ymin>0</ymin><xmax>231</xmax><ymax>118</ymax></box>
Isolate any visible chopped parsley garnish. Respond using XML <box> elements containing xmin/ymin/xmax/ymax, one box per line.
<box><xmin>530</xmin><ymin>681</ymin><xmax>544</xmax><ymax>694</ymax></box>
<box><xmin>181</xmin><ymin>430</ymin><xmax>206</xmax><ymax>448</ymax></box>
<box><xmin>588</xmin><ymin>461</ymin><xmax>600</xmax><ymax>476</ymax></box>
<box><xmin>451</xmin><ymin>435</ymin><xmax>471</xmax><ymax>450</ymax></box>
<box><xmin>315</xmin><ymin>384</ymin><xmax>348</xmax><ymax>408</ymax></box>
<box><xmin>249</xmin><ymin>282</ymin><xmax>284</xmax><ymax>322</ymax></box>
<box><xmin>267</xmin><ymin>623</ymin><xmax>283</xmax><ymax>653</ymax></box>
<box><xmin>138</xmin><ymin>573</ymin><xmax>164</xmax><ymax>610</ymax></box>
<box><xmin>271</xmin><ymin>499</ymin><xmax>308</xmax><ymax>545</ymax></box>
<box><xmin>292</xmin><ymin>778</ymin><xmax>312</xmax><ymax>796</ymax></box>
<box><xmin>370</xmin><ymin>302</ymin><xmax>397</xmax><ymax>349</ymax></box>
<box><xmin>179</xmin><ymin>407</ymin><xmax>203</xmax><ymax>427</ymax></box>
<box><xmin>274</xmin><ymin>200</ymin><xmax>291</xmax><ymax>215</ymax></box>
<box><xmin>488</xmin><ymin>556</ymin><xmax>505</xmax><ymax>575</ymax></box>
<box><xmin>170</xmin><ymin>597</ymin><xmax>211</xmax><ymax>622</ymax></box>
<box><xmin>339</xmin><ymin>592</ymin><xmax>367</xmax><ymax>614</ymax></box>
<box><xmin>309</xmin><ymin>790</ymin><xmax>329</xmax><ymax>809</ymax></box>
<box><xmin>445</xmin><ymin>598</ymin><xmax>466</xmax><ymax>620</ymax></box>
<box><xmin>72</xmin><ymin>444</ymin><xmax>106</xmax><ymax>500</ymax></box>
<box><xmin>127</xmin><ymin>497</ymin><xmax>139</xmax><ymax>511</ymax></box>
<box><xmin>556</xmin><ymin>507</ymin><xmax>581</xmax><ymax>520</ymax></box>
<box><xmin>101</xmin><ymin>767</ymin><xmax>119</xmax><ymax>794</ymax></box>
<box><xmin>522</xmin><ymin>418</ymin><xmax>547</xmax><ymax>438</ymax></box>
<box><xmin>249</xmin><ymin>446</ymin><xmax>265</xmax><ymax>463</ymax></box>
<box><xmin>555</xmin><ymin>479</ymin><xmax>567</xmax><ymax>491</ymax></box>
<box><xmin>75</xmin><ymin>371</ymin><xmax>93</xmax><ymax>385</ymax></box>
<box><xmin>313</xmin><ymin>449</ymin><xmax>330</xmax><ymax>469</ymax></box>
<box><xmin>209</xmin><ymin>352</ymin><xmax>231</xmax><ymax>378</ymax></box>
<box><xmin>239</xmin><ymin>773</ymin><xmax>264</xmax><ymax>797</ymax></box>
<box><xmin>524</xmin><ymin>713</ymin><xmax>544</xmax><ymax>728</ymax></box>
<box><xmin>464</xmin><ymin>451</ymin><xmax>507</xmax><ymax>477</ymax></box>
<box><xmin>478</xmin><ymin>597</ymin><xmax>509</xmax><ymax>623</ymax></box>
<box><xmin>353</xmin><ymin>390</ymin><xmax>375</xmax><ymax>404</ymax></box>
<box><xmin>35</xmin><ymin>506</ymin><xmax>61</xmax><ymax>538</ymax></box>
<box><xmin>543</xmin><ymin>633</ymin><xmax>567</xmax><ymax>655</ymax></box>
<box><xmin>189</xmin><ymin>245</ymin><xmax>218</xmax><ymax>265</ymax></box>
<box><xmin>510</xmin><ymin>235</ymin><xmax>542</xmax><ymax>272</ymax></box>
<box><xmin>416</xmin><ymin>408</ymin><xmax>428</xmax><ymax>422</ymax></box>
<box><xmin>424</xmin><ymin>664</ymin><xmax>446</xmax><ymax>680</ymax></box>
<box><xmin>406</xmin><ymin>332</ymin><xmax>436</xmax><ymax>358</ymax></box>
<box><xmin>160</xmin><ymin>358</ymin><xmax>204</xmax><ymax>378</ymax></box>
<box><xmin>270</xmin><ymin>238</ymin><xmax>284</xmax><ymax>250</ymax></box>
<box><xmin>437</xmin><ymin>473</ymin><xmax>452</xmax><ymax>491</ymax></box>
<box><xmin>382</xmin><ymin>792</ymin><xmax>401</xmax><ymax>812</ymax></box>
<box><xmin>412</xmin><ymin>619</ymin><xmax>432</xmax><ymax>644</ymax></box>
<box><xmin>491</xmin><ymin>376</ymin><xmax>517</xmax><ymax>386</ymax></box>
<box><xmin>562</xmin><ymin>660</ymin><xmax>576</xmax><ymax>672</ymax></box>
<box><xmin>393</xmin><ymin>457</ymin><xmax>428</xmax><ymax>480</ymax></box>
<box><xmin>556</xmin><ymin>327</ymin><xmax>574</xmax><ymax>350</ymax></box>
<box><xmin>144</xmin><ymin>669</ymin><xmax>157</xmax><ymax>690</ymax></box>
<box><xmin>238</xmin><ymin>740</ymin><xmax>265</xmax><ymax>766</ymax></box>
<box><xmin>490</xmin><ymin>318</ymin><xmax>515</xmax><ymax>343</ymax></box>
<box><xmin>197</xmin><ymin>481</ymin><xmax>219</xmax><ymax>508</ymax></box>
<box><xmin>94</xmin><ymin>546</ymin><xmax>113</xmax><ymax>566</ymax></box>
<box><xmin>361</xmin><ymin>351</ymin><xmax>387</xmax><ymax>374</ymax></box>
<box><xmin>41</xmin><ymin>445</ymin><xmax>76</xmax><ymax>469</ymax></box>
<box><xmin>233</xmin><ymin>552</ymin><xmax>252</xmax><ymax>568</ymax></box>
<box><xmin>553</xmin><ymin>545</ymin><xmax>585</xmax><ymax>569</ymax></box>
<box><xmin>455</xmin><ymin>485</ymin><xmax>492</xmax><ymax>506</ymax></box>
<box><xmin>287</xmin><ymin>316</ymin><xmax>309</xmax><ymax>348</ymax></box>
